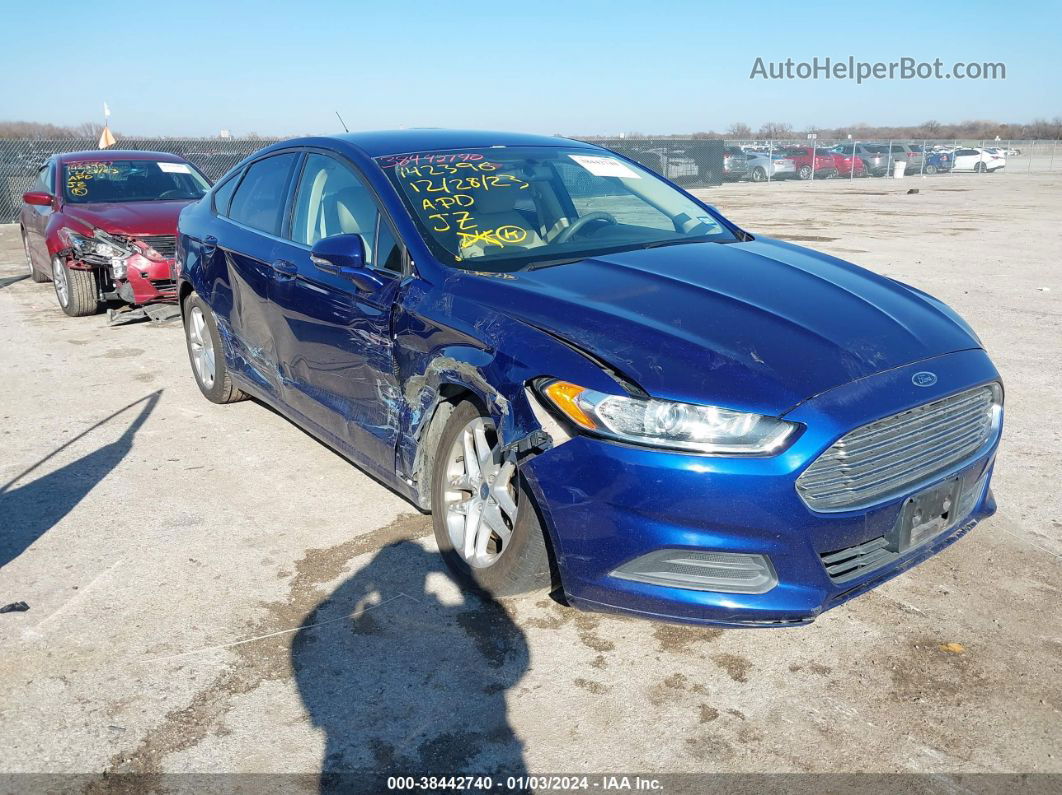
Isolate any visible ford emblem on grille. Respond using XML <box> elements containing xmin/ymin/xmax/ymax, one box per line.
<box><xmin>912</xmin><ymin>371</ymin><xmax>938</xmax><ymax>387</ymax></box>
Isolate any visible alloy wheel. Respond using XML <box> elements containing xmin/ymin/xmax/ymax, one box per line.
<box><xmin>187</xmin><ymin>306</ymin><xmax>216</xmax><ymax>389</ymax></box>
<box><xmin>52</xmin><ymin>257</ymin><xmax>69</xmax><ymax>307</ymax></box>
<box><xmin>443</xmin><ymin>416</ymin><xmax>518</xmax><ymax>569</ymax></box>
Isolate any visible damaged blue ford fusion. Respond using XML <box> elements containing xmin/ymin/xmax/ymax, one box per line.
<box><xmin>175</xmin><ymin>129</ymin><xmax>1002</xmax><ymax>627</ymax></box>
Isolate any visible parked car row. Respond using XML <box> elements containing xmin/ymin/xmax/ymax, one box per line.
<box><xmin>737</xmin><ymin>143</ymin><xmax>1007</xmax><ymax>179</ymax></box>
<box><xmin>17</xmin><ymin>130</ymin><xmax>1003</xmax><ymax>628</ymax></box>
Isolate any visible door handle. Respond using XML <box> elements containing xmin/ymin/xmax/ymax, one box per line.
<box><xmin>271</xmin><ymin>259</ymin><xmax>297</xmax><ymax>280</ymax></box>
<box><xmin>202</xmin><ymin>235</ymin><xmax>217</xmax><ymax>256</ymax></box>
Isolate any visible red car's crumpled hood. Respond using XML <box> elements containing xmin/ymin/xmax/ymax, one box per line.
<box><xmin>61</xmin><ymin>200</ymin><xmax>191</xmax><ymax>237</ymax></box>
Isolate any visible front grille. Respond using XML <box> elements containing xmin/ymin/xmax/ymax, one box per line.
<box><xmin>796</xmin><ymin>384</ymin><xmax>1000</xmax><ymax>512</ymax></box>
<box><xmin>140</xmin><ymin>235</ymin><xmax>177</xmax><ymax>260</ymax></box>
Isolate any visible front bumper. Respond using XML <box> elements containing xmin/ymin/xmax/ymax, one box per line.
<box><xmin>522</xmin><ymin>349</ymin><xmax>1001</xmax><ymax>627</ymax></box>
<box><xmin>116</xmin><ymin>255</ymin><xmax>177</xmax><ymax>305</ymax></box>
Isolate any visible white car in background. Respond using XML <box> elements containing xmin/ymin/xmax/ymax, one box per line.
<box><xmin>951</xmin><ymin>147</ymin><xmax>1006</xmax><ymax>173</ymax></box>
<box><xmin>744</xmin><ymin>151</ymin><xmax>796</xmax><ymax>181</ymax></box>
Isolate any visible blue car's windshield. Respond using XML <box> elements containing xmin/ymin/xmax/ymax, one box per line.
<box><xmin>375</xmin><ymin>147</ymin><xmax>739</xmax><ymax>271</ymax></box>
<box><xmin>63</xmin><ymin>159</ymin><xmax>210</xmax><ymax>204</ymax></box>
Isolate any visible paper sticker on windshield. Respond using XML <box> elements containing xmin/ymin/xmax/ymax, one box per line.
<box><xmin>569</xmin><ymin>155</ymin><xmax>640</xmax><ymax>179</ymax></box>
<box><xmin>157</xmin><ymin>162</ymin><xmax>191</xmax><ymax>174</ymax></box>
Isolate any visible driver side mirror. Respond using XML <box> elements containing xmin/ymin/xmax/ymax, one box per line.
<box><xmin>23</xmin><ymin>191</ymin><xmax>54</xmax><ymax>208</ymax></box>
<box><xmin>310</xmin><ymin>233</ymin><xmax>384</xmax><ymax>292</ymax></box>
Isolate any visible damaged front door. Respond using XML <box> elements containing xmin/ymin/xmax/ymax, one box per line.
<box><xmin>269</xmin><ymin>152</ymin><xmax>403</xmax><ymax>468</ymax></box>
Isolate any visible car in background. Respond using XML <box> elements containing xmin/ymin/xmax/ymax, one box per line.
<box><xmin>722</xmin><ymin>146</ymin><xmax>749</xmax><ymax>181</ymax></box>
<box><xmin>882</xmin><ymin>143</ymin><xmax>924</xmax><ymax>175</ymax></box>
<box><xmin>176</xmin><ymin>129</ymin><xmax>1002</xmax><ymax>627</ymax></box>
<box><xmin>20</xmin><ymin>151</ymin><xmax>210</xmax><ymax>317</ymax></box>
<box><xmin>779</xmin><ymin>147</ymin><xmax>838</xmax><ymax>180</ymax></box>
<box><xmin>923</xmin><ymin>150</ymin><xmax>953</xmax><ymax>174</ymax></box>
<box><xmin>951</xmin><ymin>148</ymin><xmax>1006</xmax><ymax>173</ymax></box>
<box><xmin>831</xmin><ymin>144</ymin><xmax>890</xmax><ymax>177</ymax></box>
<box><xmin>818</xmin><ymin>149</ymin><xmax>865</xmax><ymax>178</ymax></box>
<box><xmin>744</xmin><ymin>151</ymin><xmax>795</xmax><ymax>181</ymax></box>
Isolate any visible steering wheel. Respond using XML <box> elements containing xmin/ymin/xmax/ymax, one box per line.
<box><xmin>552</xmin><ymin>211</ymin><xmax>618</xmax><ymax>244</ymax></box>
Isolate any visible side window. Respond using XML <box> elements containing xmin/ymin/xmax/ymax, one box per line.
<box><xmin>228</xmin><ymin>153</ymin><xmax>298</xmax><ymax>235</ymax></box>
<box><xmin>374</xmin><ymin>216</ymin><xmax>403</xmax><ymax>273</ymax></box>
<box><xmin>212</xmin><ymin>170</ymin><xmax>242</xmax><ymax>216</ymax></box>
<box><xmin>33</xmin><ymin>164</ymin><xmax>50</xmax><ymax>193</ymax></box>
<box><xmin>290</xmin><ymin>153</ymin><xmax>378</xmax><ymax>264</ymax></box>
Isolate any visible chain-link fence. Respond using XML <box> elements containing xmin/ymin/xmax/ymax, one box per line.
<box><xmin>1</xmin><ymin>135</ymin><xmax>1059</xmax><ymax>223</ymax></box>
<box><xmin>0</xmin><ymin>137</ymin><xmax>280</xmax><ymax>223</ymax></box>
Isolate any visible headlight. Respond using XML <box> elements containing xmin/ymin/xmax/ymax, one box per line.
<box><xmin>539</xmin><ymin>379</ymin><xmax>799</xmax><ymax>456</ymax></box>
<box><xmin>57</xmin><ymin>227</ymin><xmax>135</xmax><ymax>261</ymax></box>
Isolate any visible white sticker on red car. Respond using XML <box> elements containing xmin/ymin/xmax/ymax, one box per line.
<box><xmin>157</xmin><ymin>162</ymin><xmax>192</xmax><ymax>174</ymax></box>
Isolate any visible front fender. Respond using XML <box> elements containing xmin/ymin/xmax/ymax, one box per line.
<box><xmin>394</xmin><ymin>276</ymin><xmax>628</xmax><ymax>502</ymax></box>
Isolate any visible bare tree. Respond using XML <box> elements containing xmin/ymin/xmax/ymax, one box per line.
<box><xmin>759</xmin><ymin>121</ymin><xmax>793</xmax><ymax>139</ymax></box>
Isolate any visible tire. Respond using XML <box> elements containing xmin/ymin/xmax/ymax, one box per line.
<box><xmin>183</xmin><ymin>292</ymin><xmax>246</xmax><ymax>404</ymax></box>
<box><xmin>751</xmin><ymin>166</ymin><xmax>767</xmax><ymax>183</ymax></box>
<box><xmin>22</xmin><ymin>230</ymin><xmax>48</xmax><ymax>283</ymax></box>
<box><xmin>52</xmin><ymin>256</ymin><xmax>99</xmax><ymax>317</ymax></box>
<box><xmin>431</xmin><ymin>401</ymin><xmax>553</xmax><ymax>597</ymax></box>
<box><xmin>925</xmin><ymin>164</ymin><xmax>938</xmax><ymax>175</ymax></box>
<box><xmin>798</xmin><ymin>165</ymin><xmax>812</xmax><ymax>180</ymax></box>
<box><xmin>974</xmin><ymin>162</ymin><xmax>987</xmax><ymax>173</ymax></box>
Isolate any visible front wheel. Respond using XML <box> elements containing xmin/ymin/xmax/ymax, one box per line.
<box><xmin>52</xmin><ymin>256</ymin><xmax>100</xmax><ymax>317</ymax></box>
<box><xmin>183</xmin><ymin>293</ymin><xmax>246</xmax><ymax>404</ymax></box>
<box><xmin>924</xmin><ymin>164</ymin><xmax>938</xmax><ymax>175</ymax></box>
<box><xmin>974</xmin><ymin>162</ymin><xmax>987</xmax><ymax>173</ymax></box>
<box><xmin>751</xmin><ymin>166</ymin><xmax>767</xmax><ymax>182</ymax></box>
<box><xmin>432</xmin><ymin>401</ymin><xmax>553</xmax><ymax>597</ymax></box>
<box><xmin>798</xmin><ymin>165</ymin><xmax>812</xmax><ymax>180</ymax></box>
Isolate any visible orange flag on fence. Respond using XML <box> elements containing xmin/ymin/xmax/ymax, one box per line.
<box><xmin>98</xmin><ymin>126</ymin><xmax>116</xmax><ymax>149</ymax></box>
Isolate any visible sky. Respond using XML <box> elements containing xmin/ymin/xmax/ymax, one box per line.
<box><xmin>1</xmin><ymin>0</ymin><xmax>1058</xmax><ymax>137</ymax></box>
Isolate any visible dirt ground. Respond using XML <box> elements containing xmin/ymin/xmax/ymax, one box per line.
<box><xmin>0</xmin><ymin>173</ymin><xmax>1059</xmax><ymax>787</ymax></box>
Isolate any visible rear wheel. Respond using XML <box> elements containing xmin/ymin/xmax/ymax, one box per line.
<box><xmin>974</xmin><ymin>162</ymin><xmax>987</xmax><ymax>173</ymax></box>
<box><xmin>52</xmin><ymin>256</ymin><xmax>100</xmax><ymax>317</ymax></box>
<box><xmin>798</xmin><ymin>165</ymin><xmax>812</xmax><ymax>180</ymax></box>
<box><xmin>924</xmin><ymin>164</ymin><xmax>938</xmax><ymax>175</ymax></box>
<box><xmin>183</xmin><ymin>292</ymin><xmax>245</xmax><ymax>404</ymax></box>
<box><xmin>22</xmin><ymin>230</ymin><xmax>47</xmax><ymax>283</ymax></box>
<box><xmin>750</xmin><ymin>166</ymin><xmax>767</xmax><ymax>182</ymax></box>
<box><xmin>431</xmin><ymin>401</ymin><xmax>553</xmax><ymax>597</ymax></box>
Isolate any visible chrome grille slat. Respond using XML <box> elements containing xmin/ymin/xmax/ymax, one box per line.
<box><xmin>823</xmin><ymin>398</ymin><xmax>991</xmax><ymax>460</ymax></box>
<box><xmin>797</xmin><ymin>385</ymin><xmax>1000</xmax><ymax>512</ymax></box>
<box><xmin>839</xmin><ymin>390</ymin><xmax>989</xmax><ymax>447</ymax></box>
<box><xmin>800</xmin><ymin>421</ymin><xmax>990</xmax><ymax>492</ymax></box>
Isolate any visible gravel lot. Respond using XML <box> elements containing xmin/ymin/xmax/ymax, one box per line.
<box><xmin>1</xmin><ymin>173</ymin><xmax>1059</xmax><ymax>785</ymax></box>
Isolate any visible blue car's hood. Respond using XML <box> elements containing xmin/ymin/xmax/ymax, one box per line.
<box><xmin>466</xmin><ymin>238</ymin><xmax>980</xmax><ymax>415</ymax></box>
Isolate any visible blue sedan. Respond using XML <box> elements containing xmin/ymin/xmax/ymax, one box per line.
<box><xmin>175</xmin><ymin>129</ymin><xmax>1002</xmax><ymax>627</ymax></box>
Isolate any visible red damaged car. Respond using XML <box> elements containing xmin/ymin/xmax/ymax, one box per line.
<box><xmin>19</xmin><ymin>151</ymin><xmax>210</xmax><ymax>317</ymax></box>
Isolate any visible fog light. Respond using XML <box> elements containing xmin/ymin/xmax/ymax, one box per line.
<box><xmin>611</xmin><ymin>550</ymin><xmax>777</xmax><ymax>594</ymax></box>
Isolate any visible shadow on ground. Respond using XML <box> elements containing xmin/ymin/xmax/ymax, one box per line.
<box><xmin>0</xmin><ymin>391</ymin><xmax>161</xmax><ymax>570</ymax></box>
<box><xmin>292</xmin><ymin>539</ymin><xmax>529</xmax><ymax>792</ymax></box>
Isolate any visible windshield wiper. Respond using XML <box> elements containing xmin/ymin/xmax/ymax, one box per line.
<box><xmin>526</xmin><ymin>256</ymin><xmax>588</xmax><ymax>271</ymax></box>
<box><xmin>639</xmin><ymin>236</ymin><xmax>714</xmax><ymax>250</ymax></box>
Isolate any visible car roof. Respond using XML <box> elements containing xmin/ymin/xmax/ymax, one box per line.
<box><xmin>320</xmin><ymin>129</ymin><xmax>593</xmax><ymax>158</ymax></box>
<box><xmin>55</xmin><ymin>150</ymin><xmax>190</xmax><ymax>163</ymax></box>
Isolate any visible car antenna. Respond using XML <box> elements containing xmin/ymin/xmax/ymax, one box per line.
<box><xmin>335</xmin><ymin>111</ymin><xmax>349</xmax><ymax>133</ymax></box>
